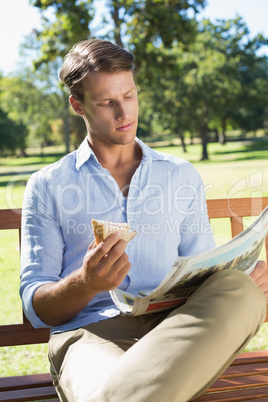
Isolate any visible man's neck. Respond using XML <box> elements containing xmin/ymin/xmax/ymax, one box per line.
<box><xmin>87</xmin><ymin>137</ymin><xmax>141</xmax><ymax>170</ymax></box>
<box><xmin>87</xmin><ymin>137</ymin><xmax>142</xmax><ymax>197</ymax></box>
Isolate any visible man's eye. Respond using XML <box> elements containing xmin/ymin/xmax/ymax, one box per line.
<box><xmin>99</xmin><ymin>102</ymin><xmax>111</xmax><ymax>107</ymax></box>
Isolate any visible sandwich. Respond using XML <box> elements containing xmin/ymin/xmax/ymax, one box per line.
<box><xmin>91</xmin><ymin>219</ymin><xmax>137</xmax><ymax>245</ymax></box>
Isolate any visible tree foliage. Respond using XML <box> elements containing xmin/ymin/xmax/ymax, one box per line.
<box><xmin>24</xmin><ymin>0</ymin><xmax>207</xmax><ymax>154</ymax></box>
<box><xmin>1</xmin><ymin>0</ymin><xmax>267</xmax><ymax>159</ymax></box>
<box><xmin>0</xmin><ymin>67</ymin><xmax>63</xmax><ymax>149</ymax></box>
<box><xmin>29</xmin><ymin>0</ymin><xmax>93</xmax><ymax>66</ymax></box>
<box><xmin>137</xmin><ymin>17</ymin><xmax>268</xmax><ymax>159</ymax></box>
<box><xmin>0</xmin><ymin>108</ymin><xmax>27</xmax><ymax>156</ymax></box>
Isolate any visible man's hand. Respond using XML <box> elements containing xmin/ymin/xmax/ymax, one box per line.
<box><xmin>250</xmin><ymin>260</ymin><xmax>268</xmax><ymax>301</ymax></box>
<box><xmin>33</xmin><ymin>232</ymin><xmax>131</xmax><ymax>326</ymax></box>
<box><xmin>82</xmin><ymin>231</ymin><xmax>131</xmax><ymax>293</ymax></box>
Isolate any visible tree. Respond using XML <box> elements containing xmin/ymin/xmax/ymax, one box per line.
<box><xmin>199</xmin><ymin>18</ymin><xmax>268</xmax><ymax>144</ymax></box>
<box><xmin>170</xmin><ymin>18</ymin><xmax>268</xmax><ymax>159</ymax></box>
<box><xmin>126</xmin><ymin>0</ymin><xmax>205</xmax><ymax>70</ymax></box>
<box><xmin>23</xmin><ymin>0</ymin><xmax>206</xmax><ymax>152</ymax></box>
<box><xmin>13</xmin><ymin>0</ymin><xmax>268</xmax><ymax>160</ymax></box>
<box><xmin>0</xmin><ymin>108</ymin><xmax>28</xmax><ymax>156</ymax></box>
<box><xmin>22</xmin><ymin>0</ymin><xmax>95</xmax><ymax>152</ymax></box>
<box><xmin>232</xmin><ymin>41</ymin><xmax>268</xmax><ymax>136</ymax></box>
<box><xmin>0</xmin><ymin>68</ymin><xmax>62</xmax><ymax>149</ymax></box>
<box><xmin>0</xmin><ymin>73</ymin><xmax>28</xmax><ymax>155</ymax></box>
<box><xmin>29</xmin><ymin>0</ymin><xmax>93</xmax><ymax>67</ymax></box>
<box><xmin>29</xmin><ymin>0</ymin><xmax>206</xmax><ymax>60</ymax></box>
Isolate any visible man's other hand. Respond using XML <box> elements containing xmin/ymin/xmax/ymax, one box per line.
<box><xmin>250</xmin><ymin>260</ymin><xmax>268</xmax><ymax>301</ymax></box>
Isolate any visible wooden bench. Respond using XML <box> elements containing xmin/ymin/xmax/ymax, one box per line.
<box><xmin>0</xmin><ymin>197</ymin><xmax>268</xmax><ymax>401</ymax></box>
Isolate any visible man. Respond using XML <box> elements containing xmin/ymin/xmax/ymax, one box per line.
<box><xmin>20</xmin><ymin>39</ymin><xmax>268</xmax><ymax>402</ymax></box>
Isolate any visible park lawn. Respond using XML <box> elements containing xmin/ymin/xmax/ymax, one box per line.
<box><xmin>0</xmin><ymin>228</ymin><xmax>51</xmax><ymax>376</ymax></box>
<box><xmin>1</xmin><ymin>140</ymin><xmax>268</xmax><ymax>209</ymax></box>
<box><xmin>0</xmin><ymin>139</ymin><xmax>268</xmax><ymax>376</ymax></box>
<box><xmin>155</xmin><ymin>139</ymin><xmax>268</xmax><ymax>199</ymax></box>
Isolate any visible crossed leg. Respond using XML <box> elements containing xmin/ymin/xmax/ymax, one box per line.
<box><xmin>49</xmin><ymin>270</ymin><xmax>266</xmax><ymax>402</ymax></box>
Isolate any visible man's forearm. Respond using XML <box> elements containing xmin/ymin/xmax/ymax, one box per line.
<box><xmin>33</xmin><ymin>234</ymin><xmax>130</xmax><ymax>327</ymax></box>
<box><xmin>33</xmin><ymin>268</ymin><xmax>97</xmax><ymax>326</ymax></box>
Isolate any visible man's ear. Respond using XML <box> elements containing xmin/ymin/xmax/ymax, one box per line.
<box><xmin>69</xmin><ymin>95</ymin><xmax>85</xmax><ymax>116</ymax></box>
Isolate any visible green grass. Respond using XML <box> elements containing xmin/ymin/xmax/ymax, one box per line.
<box><xmin>0</xmin><ymin>229</ymin><xmax>51</xmax><ymax>376</ymax></box>
<box><xmin>0</xmin><ymin>230</ymin><xmax>21</xmax><ymax>324</ymax></box>
<box><xmin>0</xmin><ymin>139</ymin><xmax>268</xmax><ymax>376</ymax></box>
<box><xmin>154</xmin><ymin>140</ymin><xmax>268</xmax><ymax>199</ymax></box>
<box><xmin>0</xmin><ymin>150</ymin><xmax>64</xmax><ymax>377</ymax></box>
<box><xmin>0</xmin><ymin>344</ymin><xmax>49</xmax><ymax>377</ymax></box>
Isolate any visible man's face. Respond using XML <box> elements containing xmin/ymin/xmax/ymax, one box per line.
<box><xmin>75</xmin><ymin>70</ymin><xmax>139</xmax><ymax>147</ymax></box>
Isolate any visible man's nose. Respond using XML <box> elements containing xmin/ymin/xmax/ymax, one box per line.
<box><xmin>116</xmin><ymin>102</ymin><xmax>128</xmax><ymax>121</ymax></box>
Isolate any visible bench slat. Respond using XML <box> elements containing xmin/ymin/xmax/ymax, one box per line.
<box><xmin>193</xmin><ymin>385</ymin><xmax>268</xmax><ymax>401</ymax></box>
<box><xmin>266</xmin><ymin>235</ymin><xmax>268</xmax><ymax>267</ymax></box>
<box><xmin>206</xmin><ymin>197</ymin><xmax>268</xmax><ymax>219</ymax></box>
<box><xmin>228</xmin><ymin>400</ymin><xmax>268</xmax><ymax>402</ymax></box>
<box><xmin>222</xmin><ymin>361</ymin><xmax>268</xmax><ymax>378</ymax></box>
<box><xmin>0</xmin><ymin>209</ymin><xmax>21</xmax><ymax>230</ymax></box>
<box><xmin>207</xmin><ymin>197</ymin><xmax>268</xmax><ymax>263</ymax></box>
<box><xmin>0</xmin><ymin>324</ymin><xmax>50</xmax><ymax>347</ymax></box>
<box><xmin>0</xmin><ymin>374</ymin><xmax>52</xmax><ymax>392</ymax></box>
<box><xmin>231</xmin><ymin>350</ymin><xmax>268</xmax><ymax>365</ymax></box>
<box><xmin>0</xmin><ymin>386</ymin><xmax>57</xmax><ymax>402</ymax></box>
<box><xmin>209</xmin><ymin>374</ymin><xmax>268</xmax><ymax>392</ymax></box>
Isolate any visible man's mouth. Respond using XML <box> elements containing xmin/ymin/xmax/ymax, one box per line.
<box><xmin>117</xmin><ymin>122</ymin><xmax>133</xmax><ymax>131</ymax></box>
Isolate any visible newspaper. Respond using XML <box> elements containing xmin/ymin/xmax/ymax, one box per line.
<box><xmin>110</xmin><ymin>206</ymin><xmax>268</xmax><ymax>316</ymax></box>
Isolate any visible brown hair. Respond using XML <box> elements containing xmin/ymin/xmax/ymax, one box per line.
<box><xmin>60</xmin><ymin>39</ymin><xmax>135</xmax><ymax>102</ymax></box>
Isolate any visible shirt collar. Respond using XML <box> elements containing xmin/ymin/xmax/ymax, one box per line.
<box><xmin>135</xmin><ymin>137</ymin><xmax>166</xmax><ymax>164</ymax></box>
<box><xmin>75</xmin><ymin>136</ymin><xmax>165</xmax><ymax>171</ymax></box>
<box><xmin>75</xmin><ymin>137</ymin><xmax>98</xmax><ymax>171</ymax></box>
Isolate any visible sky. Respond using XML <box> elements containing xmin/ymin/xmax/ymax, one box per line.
<box><xmin>0</xmin><ymin>0</ymin><xmax>268</xmax><ymax>74</ymax></box>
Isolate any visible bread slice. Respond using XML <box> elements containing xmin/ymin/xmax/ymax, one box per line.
<box><xmin>91</xmin><ymin>219</ymin><xmax>137</xmax><ymax>245</ymax></box>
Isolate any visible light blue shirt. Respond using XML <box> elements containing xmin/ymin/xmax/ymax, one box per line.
<box><xmin>20</xmin><ymin>137</ymin><xmax>215</xmax><ymax>334</ymax></box>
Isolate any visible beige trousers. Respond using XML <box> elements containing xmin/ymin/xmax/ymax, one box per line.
<box><xmin>49</xmin><ymin>270</ymin><xmax>266</xmax><ymax>402</ymax></box>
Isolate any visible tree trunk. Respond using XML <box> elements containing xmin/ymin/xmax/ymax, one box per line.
<box><xmin>179</xmin><ymin>131</ymin><xmax>187</xmax><ymax>153</ymax></box>
<box><xmin>110</xmin><ymin>1</ymin><xmax>124</xmax><ymax>47</ymax></box>
<box><xmin>240</xmin><ymin>128</ymin><xmax>246</xmax><ymax>138</ymax></box>
<box><xmin>219</xmin><ymin>116</ymin><xmax>227</xmax><ymax>145</ymax></box>
<box><xmin>214</xmin><ymin>128</ymin><xmax>219</xmax><ymax>143</ymax></box>
<box><xmin>200</xmin><ymin>123</ymin><xmax>209</xmax><ymax>160</ymax></box>
<box><xmin>189</xmin><ymin>132</ymin><xmax>194</xmax><ymax>145</ymax></box>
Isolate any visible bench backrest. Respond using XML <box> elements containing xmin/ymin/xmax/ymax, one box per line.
<box><xmin>0</xmin><ymin>196</ymin><xmax>268</xmax><ymax>347</ymax></box>
<box><xmin>206</xmin><ymin>197</ymin><xmax>268</xmax><ymax>262</ymax></box>
<box><xmin>0</xmin><ymin>208</ymin><xmax>50</xmax><ymax>347</ymax></box>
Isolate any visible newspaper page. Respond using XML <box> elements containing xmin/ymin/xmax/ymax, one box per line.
<box><xmin>110</xmin><ymin>206</ymin><xmax>268</xmax><ymax>316</ymax></box>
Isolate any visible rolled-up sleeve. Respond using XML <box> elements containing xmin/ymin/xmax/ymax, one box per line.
<box><xmin>20</xmin><ymin>171</ymin><xmax>64</xmax><ymax>328</ymax></box>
